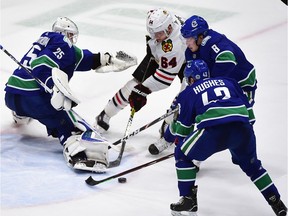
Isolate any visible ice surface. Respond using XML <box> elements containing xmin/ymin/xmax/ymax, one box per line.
<box><xmin>0</xmin><ymin>0</ymin><xmax>287</xmax><ymax>215</ymax></box>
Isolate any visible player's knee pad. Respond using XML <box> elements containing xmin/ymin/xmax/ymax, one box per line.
<box><xmin>238</xmin><ymin>157</ymin><xmax>262</xmax><ymax>177</ymax></box>
<box><xmin>63</xmin><ymin>133</ymin><xmax>84</xmax><ymax>166</ymax></box>
<box><xmin>104</xmin><ymin>78</ymin><xmax>138</xmax><ymax>116</ymax></box>
<box><xmin>175</xmin><ymin>155</ymin><xmax>195</xmax><ymax>170</ymax></box>
<box><xmin>122</xmin><ymin>78</ymin><xmax>139</xmax><ymax>98</ymax></box>
<box><xmin>174</xmin><ymin>145</ymin><xmax>187</xmax><ymax>161</ymax></box>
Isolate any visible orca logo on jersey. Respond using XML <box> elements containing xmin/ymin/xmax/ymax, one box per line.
<box><xmin>162</xmin><ymin>39</ymin><xmax>173</xmax><ymax>53</ymax></box>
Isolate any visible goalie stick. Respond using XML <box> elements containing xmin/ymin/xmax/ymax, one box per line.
<box><xmin>86</xmin><ymin>153</ymin><xmax>174</xmax><ymax>186</ymax></box>
<box><xmin>0</xmin><ymin>44</ymin><xmax>53</xmax><ymax>94</ymax></box>
<box><xmin>108</xmin><ymin>108</ymin><xmax>135</xmax><ymax>168</ymax></box>
<box><xmin>0</xmin><ymin>44</ymin><xmax>120</xmax><ymax>152</ymax></box>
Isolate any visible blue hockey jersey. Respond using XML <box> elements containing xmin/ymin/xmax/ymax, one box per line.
<box><xmin>5</xmin><ymin>32</ymin><xmax>95</xmax><ymax>95</ymax></box>
<box><xmin>185</xmin><ymin>29</ymin><xmax>257</xmax><ymax>92</ymax></box>
<box><xmin>171</xmin><ymin>77</ymin><xmax>255</xmax><ymax>142</ymax></box>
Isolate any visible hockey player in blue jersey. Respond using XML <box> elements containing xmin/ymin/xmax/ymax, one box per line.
<box><xmin>4</xmin><ymin>17</ymin><xmax>137</xmax><ymax>173</ymax></box>
<box><xmin>149</xmin><ymin>15</ymin><xmax>258</xmax><ymax>156</ymax></box>
<box><xmin>181</xmin><ymin>15</ymin><xmax>257</xmax><ymax>105</ymax></box>
<box><xmin>169</xmin><ymin>60</ymin><xmax>287</xmax><ymax>216</ymax></box>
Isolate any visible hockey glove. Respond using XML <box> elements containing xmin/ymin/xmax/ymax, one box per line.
<box><xmin>128</xmin><ymin>84</ymin><xmax>151</xmax><ymax>112</ymax></box>
<box><xmin>95</xmin><ymin>51</ymin><xmax>137</xmax><ymax>73</ymax></box>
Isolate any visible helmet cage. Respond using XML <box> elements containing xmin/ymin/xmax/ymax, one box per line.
<box><xmin>52</xmin><ymin>17</ymin><xmax>79</xmax><ymax>44</ymax></box>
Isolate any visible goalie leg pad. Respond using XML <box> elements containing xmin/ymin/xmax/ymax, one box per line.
<box><xmin>63</xmin><ymin>133</ymin><xmax>85</xmax><ymax>167</ymax></box>
<box><xmin>63</xmin><ymin>131</ymin><xmax>109</xmax><ymax>173</ymax></box>
<box><xmin>80</xmin><ymin>130</ymin><xmax>109</xmax><ymax>166</ymax></box>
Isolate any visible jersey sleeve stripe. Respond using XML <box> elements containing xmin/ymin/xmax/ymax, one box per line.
<box><xmin>31</xmin><ymin>55</ymin><xmax>59</xmax><ymax>69</ymax></box>
<box><xmin>115</xmin><ymin>93</ymin><xmax>122</xmax><ymax>105</ymax></box>
<box><xmin>155</xmin><ymin>70</ymin><xmax>175</xmax><ymax>81</ymax></box>
<box><xmin>153</xmin><ymin>69</ymin><xmax>177</xmax><ymax>86</ymax></box>
<box><xmin>215</xmin><ymin>50</ymin><xmax>237</xmax><ymax>65</ymax></box>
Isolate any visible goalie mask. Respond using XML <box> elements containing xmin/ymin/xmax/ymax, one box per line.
<box><xmin>146</xmin><ymin>8</ymin><xmax>175</xmax><ymax>40</ymax></box>
<box><xmin>52</xmin><ymin>17</ymin><xmax>79</xmax><ymax>44</ymax></box>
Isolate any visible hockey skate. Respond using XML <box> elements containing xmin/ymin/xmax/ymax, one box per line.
<box><xmin>170</xmin><ymin>186</ymin><xmax>198</xmax><ymax>216</ymax></box>
<box><xmin>95</xmin><ymin>110</ymin><xmax>110</xmax><ymax>133</ymax></box>
<box><xmin>269</xmin><ymin>195</ymin><xmax>287</xmax><ymax>216</ymax></box>
<box><xmin>148</xmin><ymin>137</ymin><xmax>173</xmax><ymax>155</ymax></box>
<box><xmin>12</xmin><ymin>111</ymin><xmax>31</xmax><ymax>125</ymax></box>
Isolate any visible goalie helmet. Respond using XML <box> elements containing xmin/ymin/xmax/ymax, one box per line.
<box><xmin>52</xmin><ymin>17</ymin><xmax>79</xmax><ymax>44</ymax></box>
<box><xmin>146</xmin><ymin>8</ymin><xmax>175</xmax><ymax>39</ymax></box>
<box><xmin>184</xmin><ymin>59</ymin><xmax>210</xmax><ymax>84</ymax></box>
<box><xmin>181</xmin><ymin>15</ymin><xmax>209</xmax><ymax>40</ymax></box>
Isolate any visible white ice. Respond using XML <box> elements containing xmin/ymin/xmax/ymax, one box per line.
<box><xmin>0</xmin><ymin>0</ymin><xmax>287</xmax><ymax>216</ymax></box>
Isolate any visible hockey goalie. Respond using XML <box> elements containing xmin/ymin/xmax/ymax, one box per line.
<box><xmin>4</xmin><ymin>17</ymin><xmax>137</xmax><ymax>174</ymax></box>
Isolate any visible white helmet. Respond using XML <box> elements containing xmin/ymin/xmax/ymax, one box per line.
<box><xmin>146</xmin><ymin>8</ymin><xmax>175</xmax><ymax>39</ymax></box>
<box><xmin>52</xmin><ymin>17</ymin><xmax>79</xmax><ymax>44</ymax></box>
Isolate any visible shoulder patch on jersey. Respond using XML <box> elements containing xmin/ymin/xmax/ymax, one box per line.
<box><xmin>36</xmin><ymin>36</ymin><xmax>50</xmax><ymax>47</ymax></box>
<box><xmin>201</xmin><ymin>36</ymin><xmax>211</xmax><ymax>46</ymax></box>
<box><xmin>162</xmin><ymin>39</ymin><xmax>173</xmax><ymax>53</ymax></box>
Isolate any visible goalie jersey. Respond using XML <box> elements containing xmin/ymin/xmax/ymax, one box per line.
<box><xmin>5</xmin><ymin>32</ymin><xmax>95</xmax><ymax>96</ymax></box>
<box><xmin>185</xmin><ymin>30</ymin><xmax>257</xmax><ymax>92</ymax></box>
<box><xmin>171</xmin><ymin>77</ymin><xmax>255</xmax><ymax>143</ymax></box>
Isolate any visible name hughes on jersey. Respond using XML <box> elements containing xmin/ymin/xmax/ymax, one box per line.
<box><xmin>193</xmin><ymin>79</ymin><xmax>225</xmax><ymax>94</ymax></box>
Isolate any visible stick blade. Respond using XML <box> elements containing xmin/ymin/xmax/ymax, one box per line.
<box><xmin>85</xmin><ymin>176</ymin><xmax>98</xmax><ymax>186</ymax></box>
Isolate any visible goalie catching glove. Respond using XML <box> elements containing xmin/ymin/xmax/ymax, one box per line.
<box><xmin>95</xmin><ymin>51</ymin><xmax>137</xmax><ymax>73</ymax></box>
<box><xmin>63</xmin><ymin>130</ymin><xmax>109</xmax><ymax>173</ymax></box>
<box><xmin>129</xmin><ymin>84</ymin><xmax>151</xmax><ymax>112</ymax></box>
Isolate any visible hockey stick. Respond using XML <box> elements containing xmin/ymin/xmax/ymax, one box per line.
<box><xmin>86</xmin><ymin>153</ymin><xmax>174</xmax><ymax>186</ymax></box>
<box><xmin>110</xmin><ymin>107</ymin><xmax>179</xmax><ymax>147</ymax></box>
<box><xmin>112</xmin><ymin>107</ymin><xmax>178</xmax><ymax>145</ymax></box>
<box><xmin>109</xmin><ymin>108</ymin><xmax>135</xmax><ymax>168</ymax></box>
<box><xmin>0</xmin><ymin>44</ymin><xmax>53</xmax><ymax>94</ymax></box>
<box><xmin>0</xmin><ymin>44</ymin><xmax>120</xmax><ymax>151</ymax></box>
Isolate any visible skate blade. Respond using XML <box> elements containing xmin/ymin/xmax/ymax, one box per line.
<box><xmin>171</xmin><ymin>210</ymin><xmax>198</xmax><ymax>216</ymax></box>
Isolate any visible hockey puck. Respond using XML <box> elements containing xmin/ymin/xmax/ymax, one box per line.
<box><xmin>118</xmin><ymin>177</ymin><xmax>127</xmax><ymax>183</ymax></box>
